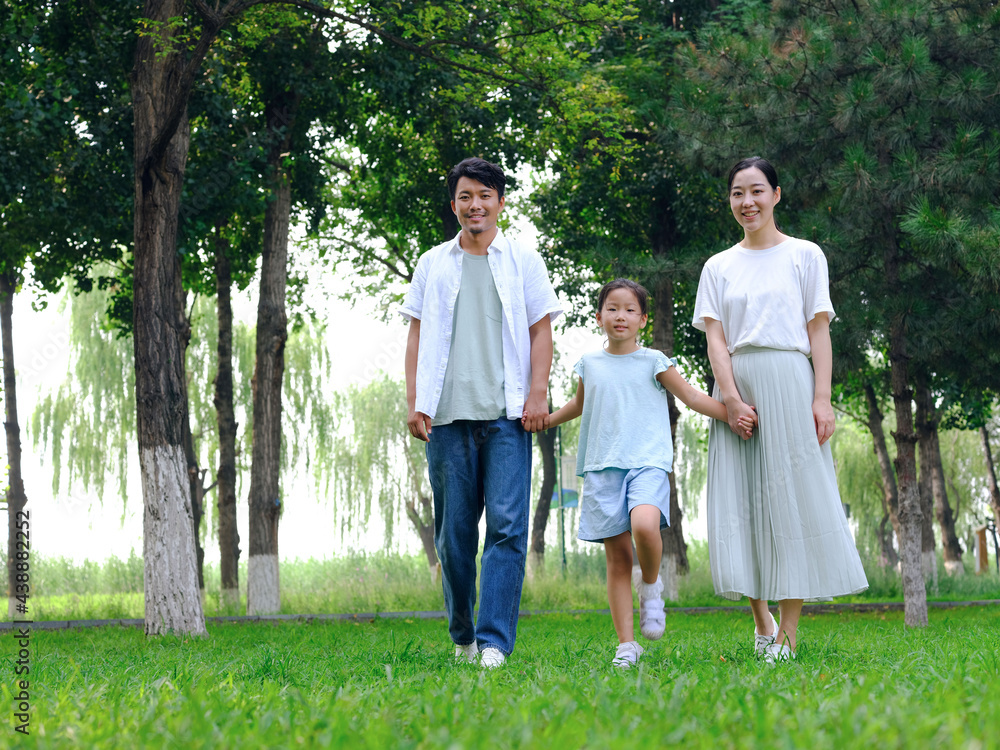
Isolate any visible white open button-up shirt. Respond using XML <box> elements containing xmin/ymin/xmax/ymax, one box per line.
<box><xmin>400</xmin><ymin>228</ymin><xmax>562</xmax><ymax>420</ymax></box>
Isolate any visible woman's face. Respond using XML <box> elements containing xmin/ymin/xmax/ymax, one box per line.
<box><xmin>729</xmin><ymin>166</ymin><xmax>780</xmax><ymax>234</ymax></box>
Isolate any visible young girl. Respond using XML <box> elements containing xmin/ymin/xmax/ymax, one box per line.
<box><xmin>543</xmin><ymin>278</ymin><xmax>754</xmax><ymax>667</ymax></box>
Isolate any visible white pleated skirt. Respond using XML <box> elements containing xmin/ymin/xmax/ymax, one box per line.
<box><xmin>707</xmin><ymin>347</ymin><xmax>869</xmax><ymax>601</ymax></box>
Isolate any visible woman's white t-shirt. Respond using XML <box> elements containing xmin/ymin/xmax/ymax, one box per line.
<box><xmin>692</xmin><ymin>237</ymin><xmax>835</xmax><ymax>356</ymax></box>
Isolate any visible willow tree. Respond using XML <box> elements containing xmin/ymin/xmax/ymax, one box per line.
<box><xmin>31</xmin><ymin>289</ymin><xmax>335</xmax><ymax>588</ymax></box>
<box><xmin>677</xmin><ymin>0</ymin><xmax>1000</xmax><ymax>628</ymax></box>
<box><xmin>982</xmin><ymin>419</ymin><xmax>1000</xmax><ymax>531</ymax></box>
<box><xmin>323</xmin><ymin>376</ymin><xmax>438</xmax><ymax>576</ymax></box>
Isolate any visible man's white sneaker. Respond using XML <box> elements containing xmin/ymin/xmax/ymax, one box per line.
<box><xmin>763</xmin><ymin>641</ymin><xmax>795</xmax><ymax>665</ymax></box>
<box><xmin>480</xmin><ymin>647</ymin><xmax>506</xmax><ymax>669</ymax></box>
<box><xmin>754</xmin><ymin>610</ymin><xmax>778</xmax><ymax>656</ymax></box>
<box><xmin>455</xmin><ymin>641</ymin><xmax>479</xmax><ymax>663</ymax></box>
<box><xmin>612</xmin><ymin>641</ymin><xmax>645</xmax><ymax>668</ymax></box>
<box><xmin>636</xmin><ymin>575</ymin><xmax>665</xmax><ymax>641</ymax></box>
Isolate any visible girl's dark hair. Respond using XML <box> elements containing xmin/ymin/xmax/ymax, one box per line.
<box><xmin>447</xmin><ymin>157</ymin><xmax>507</xmax><ymax>200</ymax></box>
<box><xmin>597</xmin><ymin>278</ymin><xmax>649</xmax><ymax>316</ymax></box>
<box><xmin>727</xmin><ymin>156</ymin><xmax>779</xmax><ymax>192</ymax></box>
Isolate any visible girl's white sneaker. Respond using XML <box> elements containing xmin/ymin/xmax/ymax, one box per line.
<box><xmin>635</xmin><ymin>575</ymin><xmax>665</xmax><ymax>640</ymax></box>
<box><xmin>612</xmin><ymin>641</ymin><xmax>645</xmax><ymax>668</ymax></box>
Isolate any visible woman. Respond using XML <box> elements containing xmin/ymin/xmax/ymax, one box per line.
<box><xmin>692</xmin><ymin>156</ymin><xmax>868</xmax><ymax>663</ymax></box>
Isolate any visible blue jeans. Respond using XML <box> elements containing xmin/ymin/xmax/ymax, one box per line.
<box><xmin>426</xmin><ymin>418</ymin><xmax>531</xmax><ymax>656</ymax></box>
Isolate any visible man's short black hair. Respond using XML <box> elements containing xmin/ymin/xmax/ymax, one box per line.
<box><xmin>447</xmin><ymin>157</ymin><xmax>507</xmax><ymax>201</ymax></box>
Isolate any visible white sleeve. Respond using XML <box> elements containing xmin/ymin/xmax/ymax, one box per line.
<box><xmin>692</xmin><ymin>261</ymin><xmax>721</xmax><ymax>331</ymax></box>
<box><xmin>399</xmin><ymin>253</ymin><xmax>428</xmax><ymax>321</ymax></box>
<box><xmin>523</xmin><ymin>250</ymin><xmax>563</xmax><ymax>326</ymax></box>
<box><xmin>802</xmin><ymin>251</ymin><xmax>836</xmax><ymax>323</ymax></box>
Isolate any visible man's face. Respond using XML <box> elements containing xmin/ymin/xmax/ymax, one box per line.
<box><xmin>451</xmin><ymin>176</ymin><xmax>505</xmax><ymax>237</ymax></box>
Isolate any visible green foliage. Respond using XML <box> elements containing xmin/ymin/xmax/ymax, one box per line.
<box><xmin>674</xmin><ymin>412</ymin><xmax>708</xmax><ymax>519</ymax></box>
<box><xmin>676</xmin><ymin>0</ymin><xmax>1000</xmax><ymax>393</ymax></box>
<box><xmin>831</xmin><ymin>410</ymin><xmax>999</xmax><ymax>560</ymax></box>
<box><xmin>307</xmin><ymin>0</ymin><xmax>638</xmax><ymax>310</ymax></box>
<box><xmin>831</xmin><ymin>419</ymin><xmax>890</xmax><ymax>559</ymax></box>
<box><xmin>10</xmin><ymin>607</ymin><xmax>1000</xmax><ymax>747</ymax></box>
<box><xmin>2</xmin><ymin>1</ymin><xmax>133</xmax><ymax>295</ymax></box>
<box><xmin>30</xmin><ymin>288</ymin><xmax>135</xmax><ymax>505</ymax></box>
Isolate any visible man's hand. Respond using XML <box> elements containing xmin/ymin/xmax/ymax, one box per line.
<box><xmin>408</xmin><ymin>409</ymin><xmax>432</xmax><ymax>442</ymax></box>
<box><xmin>521</xmin><ymin>392</ymin><xmax>548</xmax><ymax>433</ymax></box>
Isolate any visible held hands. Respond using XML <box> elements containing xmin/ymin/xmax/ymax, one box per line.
<box><xmin>726</xmin><ymin>399</ymin><xmax>757</xmax><ymax>440</ymax></box>
<box><xmin>408</xmin><ymin>409</ymin><xmax>432</xmax><ymax>442</ymax></box>
<box><xmin>521</xmin><ymin>392</ymin><xmax>549</xmax><ymax>433</ymax></box>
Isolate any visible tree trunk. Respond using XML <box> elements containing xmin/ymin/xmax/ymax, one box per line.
<box><xmin>404</xmin><ymin>491</ymin><xmax>439</xmax><ymax>579</ymax></box>
<box><xmin>182</xmin><ymin>401</ymin><xmax>206</xmax><ymax>592</ymax></box>
<box><xmin>652</xmin><ymin>276</ymin><xmax>687</xmax><ymax>602</ymax></box>
<box><xmin>876</xmin><ymin>512</ymin><xmax>898</xmax><ymax>568</ymax></box>
<box><xmin>914</xmin><ymin>382</ymin><xmax>938</xmax><ymax>580</ymax></box>
<box><xmin>864</xmin><ymin>383</ymin><xmax>900</xmax><ymax>568</ymax></box>
<box><xmin>915</xmin><ymin>380</ymin><xmax>963</xmax><ymax>575</ymax></box>
<box><xmin>246</xmin><ymin>94</ymin><xmax>296</xmax><ymax>615</ymax></box>
<box><xmin>886</xmin><ymin>256</ymin><xmax>927</xmax><ymax>626</ymax></box>
<box><xmin>131</xmin><ymin>2</ymin><xmax>205</xmax><ymax>636</ymax></box>
<box><xmin>528</xmin><ymin>423</ymin><xmax>557</xmax><ymax>576</ymax></box>
<box><xmin>439</xmin><ymin>199</ymin><xmax>459</xmax><ymax>240</ymax></box>
<box><xmin>403</xmin><ymin>450</ymin><xmax>439</xmax><ymax>581</ymax></box>
<box><xmin>214</xmin><ymin>234</ymin><xmax>241</xmax><ymax>609</ymax></box>
<box><xmin>981</xmin><ymin>424</ymin><xmax>1000</xmax><ymax>531</ymax></box>
<box><xmin>1</xmin><ymin>272</ymin><xmax>29</xmax><ymax>619</ymax></box>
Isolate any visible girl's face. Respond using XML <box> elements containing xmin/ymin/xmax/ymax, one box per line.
<box><xmin>596</xmin><ymin>288</ymin><xmax>647</xmax><ymax>345</ymax></box>
<box><xmin>729</xmin><ymin>166</ymin><xmax>781</xmax><ymax>235</ymax></box>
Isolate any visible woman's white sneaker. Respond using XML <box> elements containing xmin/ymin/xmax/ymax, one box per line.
<box><xmin>754</xmin><ymin>610</ymin><xmax>778</xmax><ymax>656</ymax></box>
<box><xmin>763</xmin><ymin>642</ymin><xmax>796</xmax><ymax>664</ymax></box>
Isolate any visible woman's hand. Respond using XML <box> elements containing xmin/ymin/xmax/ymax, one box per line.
<box><xmin>813</xmin><ymin>398</ymin><xmax>835</xmax><ymax>445</ymax></box>
<box><xmin>727</xmin><ymin>399</ymin><xmax>757</xmax><ymax>440</ymax></box>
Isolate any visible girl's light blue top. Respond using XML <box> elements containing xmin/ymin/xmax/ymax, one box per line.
<box><xmin>573</xmin><ymin>348</ymin><xmax>676</xmax><ymax>476</ymax></box>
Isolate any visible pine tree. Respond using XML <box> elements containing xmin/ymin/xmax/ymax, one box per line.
<box><xmin>677</xmin><ymin>0</ymin><xmax>1000</xmax><ymax>626</ymax></box>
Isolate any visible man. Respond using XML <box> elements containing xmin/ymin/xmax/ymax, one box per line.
<box><xmin>400</xmin><ymin>157</ymin><xmax>561</xmax><ymax>668</ymax></box>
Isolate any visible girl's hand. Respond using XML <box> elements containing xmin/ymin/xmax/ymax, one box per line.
<box><xmin>736</xmin><ymin>411</ymin><xmax>755</xmax><ymax>439</ymax></box>
<box><xmin>813</xmin><ymin>398</ymin><xmax>835</xmax><ymax>445</ymax></box>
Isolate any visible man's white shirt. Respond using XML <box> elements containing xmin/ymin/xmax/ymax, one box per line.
<box><xmin>400</xmin><ymin>228</ymin><xmax>562</xmax><ymax>419</ymax></box>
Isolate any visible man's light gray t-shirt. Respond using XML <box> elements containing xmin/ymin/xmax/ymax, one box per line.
<box><xmin>433</xmin><ymin>252</ymin><xmax>506</xmax><ymax>426</ymax></box>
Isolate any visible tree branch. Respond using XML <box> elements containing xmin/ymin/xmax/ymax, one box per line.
<box><xmin>243</xmin><ymin>0</ymin><xmax>551</xmax><ymax>91</ymax></box>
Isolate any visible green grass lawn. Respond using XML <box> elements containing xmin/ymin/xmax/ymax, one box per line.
<box><xmin>7</xmin><ymin>607</ymin><xmax>999</xmax><ymax>749</ymax></box>
<box><xmin>12</xmin><ymin>544</ymin><xmax>1000</xmax><ymax>622</ymax></box>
